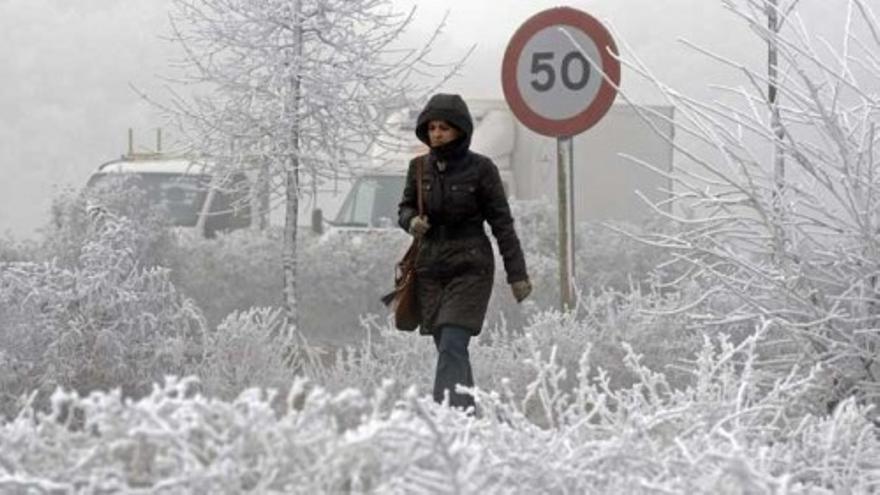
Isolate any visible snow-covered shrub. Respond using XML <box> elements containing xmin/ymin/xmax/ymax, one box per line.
<box><xmin>197</xmin><ymin>307</ymin><xmax>316</xmax><ymax>400</ymax></box>
<box><xmin>0</xmin><ymin>234</ymin><xmax>35</xmax><ymax>263</ymax></box>
<box><xmin>2</xmin><ymin>328</ymin><xmax>876</xmax><ymax>493</ymax></box>
<box><xmin>168</xmin><ymin>198</ymin><xmax>670</xmax><ymax>346</ymax></box>
<box><xmin>298</xmin><ymin>228</ymin><xmax>412</xmax><ymax>345</ymax></box>
<box><xmin>485</xmin><ymin>200</ymin><xmax>676</xmax><ymax>332</ymax></box>
<box><xmin>167</xmin><ymin>227</ymin><xmax>408</xmax><ymax>345</ymax></box>
<box><xmin>510</xmin><ymin>199</ymin><xmax>673</xmax><ymax>297</ymax></box>
<box><xmin>626</xmin><ymin>2</ymin><xmax>880</xmax><ymax>407</ymax></box>
<box><xmin>167</xmin><ymin>227</ymin><xmax>284</xmax><ymax>331</ymax></box>
<box><xmin>468</xmin><ymin>323</ymin><xmax>880</xmax><ymax>492</ymax></box>
<box><xmin>319</xmin><ymin>316</ymin><xmax>437</xmax><ymax>398</ymax></box>
<box><xmin>320</xmin><ymin>292</ymin><xmax>699</xmax><ymax>427</ymax></box>
<box><xmin>40</xmin><ymin>182</ymin><xmax>174</xmax><ymax>269</ymax></box>
<box><xmin>0</xmin><ymin>211</ymin><xmax>205</xmax><ymax>417</ymax></box>
<box><xmin>479</xmin><ymin>290</ymin><xmax>698</xmax><ymax>399</ymax></box>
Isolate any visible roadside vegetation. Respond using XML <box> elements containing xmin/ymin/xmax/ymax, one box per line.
<box><xmin>2</xmin><ymin>0</ymin><xmax>879</xmax><ymax>491</ymax></box>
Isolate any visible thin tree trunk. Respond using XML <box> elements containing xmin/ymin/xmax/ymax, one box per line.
<box><xmin>257</xmin><ymin>160</ymin><xmax>270</xmax><ymax>231</ymax></box>
<box><xmin>282</xmin><ymin>0</ymin><xmax>303</xmax><ymax>331</ymax></box>
<box><xmin>283</xmin><ymin>157</ymin><xmax>299</xmax><ymax>327</ymax></box>
<box><xmin>768</xmin><ymin>0</ymin><xmax>786</xmax><ymax>263</ymax></box>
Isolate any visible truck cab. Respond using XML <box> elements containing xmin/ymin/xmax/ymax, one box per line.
<box><xmin>325</xmin><ymin>173</ymin><xmax>405</xmax><ymax>230</ymax></box>
<box><xmin>310</xmin><ymin>100</ymin><xmax>518</xmax><ymax>235</ymax></box>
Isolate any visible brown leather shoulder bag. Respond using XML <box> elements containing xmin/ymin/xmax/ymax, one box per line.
<box><xmin>381</xmin><ymin>157</ymin><xmax>424</xmax><ymax>331</ymax></box>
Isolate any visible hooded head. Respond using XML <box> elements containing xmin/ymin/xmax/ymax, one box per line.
<box><xmin>415</xmin><ymin>93</ymin><xmax>473</xmax><ymax>161</ymax></box>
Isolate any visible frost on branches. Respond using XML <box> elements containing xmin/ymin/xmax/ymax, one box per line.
<box><xmin>4</xmin><ymin>1</ymin><xmax>880</xmax><ymax>492</ymax></box>
<box><xmin>163</xmin><ymin>0</ymin><xmax>466</xmax><ymax>328</ymax></box>
<box><xmin>1</xmin><ymin>329</ymin><xmax>877</xmax><ymax>493</ymax></box>
<box><xmin>622</xmin><ymin>0</ymin><xmax>880</xmax><ymax>409</ymax></box>
<box><xmin>0</xmin><ymin>211</ymin><xmax>205</xmax><ymax>418</ymax></box>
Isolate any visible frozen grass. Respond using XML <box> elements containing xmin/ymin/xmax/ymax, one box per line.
<box><xmin>1</xmin><ymin>326</ymin><xmax>877</xmax><ymax>493</ymax></box>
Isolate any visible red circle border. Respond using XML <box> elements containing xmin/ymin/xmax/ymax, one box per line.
<box><xmin>501</xmin><ymin>7</ymin><xmax>621</xmax><ymax>137</ymax></box>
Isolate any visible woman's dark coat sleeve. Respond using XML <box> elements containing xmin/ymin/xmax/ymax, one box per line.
<box><xmin>479</xmin><ymin>159</ymin><xmax>528</xmax><ymax>283</ymax></box>
<box><xmin>397</xmin><ymin>158</ymin><xmax>419</xmax><ymax>232</ymax></box>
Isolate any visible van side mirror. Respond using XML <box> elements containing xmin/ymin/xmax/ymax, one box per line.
<box><xmin>311</xmin><ymin>208</ymin><xmax>324</xmax><ymax>235</ymax></box>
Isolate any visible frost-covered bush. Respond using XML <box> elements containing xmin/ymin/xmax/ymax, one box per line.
<box><xmin>626</xmin><ymin>1</ymin><xmax>880</xmax><ymax>407</ymax></box>
<box><xmin>298</xmin><ymin>228</ymin><xmax>412</xmax><ymax>344</ymax></box>
<box><xmin>482</xmin><ymin>291</ymin><xmax>697</xmax><ymax>395</ymax></box>
<box><xmin>484</xmin><ymin>200</ymin><xmax>675</xmax><ymax>329</ymax></box>
<box><xmin>168</xmin><ymin>198</ymin><xmax>671</xmax><ymax>345</ymax></box>
<box><xmin>322</xmin><ymin>293</ymin><xmax>699</xmax><ymax>426</ymax></box>
<box><xmin>510</xmin><ymin>199</ymin><xmax>673</xmax><ymax>301</ymax></box>
<box><xmin>167</xmin><ymin>227</ymin><xmax>409</xmax><ymax>345</ymax></box>
<box><xmin>197</xmin><ymin>307</ymin><xmax>326</xmax><ymax>401</ymax></box>
<box><xmin>0</xmin><ymin>212</ymin><xmax>205</xmax><ymax>417</ymax></box>
<box><xmin>1</xmin><ymin>329</ymin><xmax>876</xmax><ymax>493</ymax></box>
<box><xmin>167</xmin><ymin>228</ymin><xmax>284</xmax><ymax>331</ymax></box>
<box><xmin>0</xmin><ymin>234</ymin><xmax>36</xmax><ymax>263</ymax></box>
<box><xmin>318</xmin><ymin>316</ymin><xmax>437</xmax><ymax>398</ymax></box>
<box><xmin>39</xmin><ymin>182</ymin><xmax>174</xmax><ymax>269</ymax></box>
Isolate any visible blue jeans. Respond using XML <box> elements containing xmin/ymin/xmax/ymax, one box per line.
<box><xmin>432</xmin><ymin>324</ymin><xmax>475</xmax><ymax>411</ymax></box>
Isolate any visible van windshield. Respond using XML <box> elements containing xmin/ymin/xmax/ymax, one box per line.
<box><xmin>334</xmin><ymin>175</ymin><xmax>405</xmax><ymax>228</ymax></box>
<box><xmin>87</xmin><ymin>172</ymin><xmax>210</xmax><ymax>226</ymax></box>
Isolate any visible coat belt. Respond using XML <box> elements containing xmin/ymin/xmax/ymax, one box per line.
<box><xmin>425</xmin><ymin>223</ymin><xmax>485</xmax><ymax>241</ymax></box>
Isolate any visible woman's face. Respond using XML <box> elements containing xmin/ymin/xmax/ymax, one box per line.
<box><xmin>427</xmin><ymin>120</ymin><xmax>460</xmax><ymax>148</ymax></box>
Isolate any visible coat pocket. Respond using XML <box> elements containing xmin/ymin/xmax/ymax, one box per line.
<box><xmin>448</xmin><ymin>181</ymin><xmax>478</xmax><ymax>214</ymax></box>
<box><xmin>457</xmin><ymin>240</ymin><xmax>493</xmax><ymax>276</ymax></box>
<box><xmin>470</xmin><ymin>243</ymin><xmax>494</xmax><ymax>275</ymax></box>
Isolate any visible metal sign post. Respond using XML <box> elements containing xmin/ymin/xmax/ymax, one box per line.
<box><xmin>557</xmin><ymin>136</ymin><xmax>575</xmax><ymax>309</ymax></box>
<box><xmin>502</xmin><ymin>7</ymin><xmax>620</xmax><ymax>311</ymax></box>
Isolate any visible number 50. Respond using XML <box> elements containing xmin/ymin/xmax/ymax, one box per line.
<box><xmin>530</xmin><ymin>51</ymin><xmax>591</xmax><ymax>92</ymax></box>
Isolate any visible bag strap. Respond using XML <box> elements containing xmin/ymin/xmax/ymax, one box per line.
<box><xmin>416</xmin><ymin>156</ymin><xmax>424</xmax><ymax>217</ymax></box>
<box><xmin>412</xmin><ymin>156</ymin><xmax>426</xmax><ymax>252</ymax></box>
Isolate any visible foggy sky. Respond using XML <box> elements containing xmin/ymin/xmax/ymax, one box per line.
<box><xmin>0</xmin><ymin>0</ymin><xmax>850</xmax><ymax>239</ymax></box>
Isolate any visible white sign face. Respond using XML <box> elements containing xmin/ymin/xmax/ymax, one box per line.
<box><xmin>515</xmin><ymin>26</ymin><xmax>603</xmax><ymax>121</ymax></box>
<box><xmin>502</xmin><ymin>7</ymin><xmax>619</xmax><ymax>137</ymax></box>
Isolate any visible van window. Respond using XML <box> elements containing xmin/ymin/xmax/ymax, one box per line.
<box><xmin>86</xmin><ymin>171</ymin><xmax>251</xmax><ymax>234</ymax></box>
<box><xmin>334</xmin><ymin>175</ymin><xmax>405</xmax><ymax>227</ymax></box>
<box><xmin>88</xmin><ymin>172</ymin><xmax>210</xmax><ymax>226</ymax></box>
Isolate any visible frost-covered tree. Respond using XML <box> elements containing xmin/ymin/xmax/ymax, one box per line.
<box><xmin>163</xmin><ymin>0</ymin><xmax>465</xmax><ymax>330</ymax></box>
<box><xmin>624</xmin><ymin>0</ymin><xmax>880</xmax><ymax>407</ymax></box>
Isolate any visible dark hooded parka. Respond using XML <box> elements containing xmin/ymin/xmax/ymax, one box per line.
<box><xmin>398</xmin><ymin>94</ymin><xmax>528</xmax><ymax>336</ymax></box>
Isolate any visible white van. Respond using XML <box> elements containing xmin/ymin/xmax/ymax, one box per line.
<box><xmin>86</xmin><ymin>156</ymin><xmax>252</xmax><ymax>237</ymax></box>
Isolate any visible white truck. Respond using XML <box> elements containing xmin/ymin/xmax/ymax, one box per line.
<box><xmin>308</xmin><ymin>99</ymin><xmax>674</xmax><ymax>233</ymax></box>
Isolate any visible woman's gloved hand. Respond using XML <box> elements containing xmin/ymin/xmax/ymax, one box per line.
<box><xmin>510</xmin><ymin>279</ymin><xmax>532</xmax><ymax>303</ymax></box>
<box><xmin>409</xmin><ymin>215</ymin><xmax>431</xmax><ymax>237</ymax></box>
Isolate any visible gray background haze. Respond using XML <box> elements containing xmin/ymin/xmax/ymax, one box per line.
<box><xmin>0</xmin><ymin>0</ymin><xmax>846</xmax><ymax>239</ymax></box>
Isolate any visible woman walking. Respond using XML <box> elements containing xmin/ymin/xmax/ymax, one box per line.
<box><xmin>398</xmin><ymin>93</ymin><xmax>532</xmax><ymax>412</ymax></box>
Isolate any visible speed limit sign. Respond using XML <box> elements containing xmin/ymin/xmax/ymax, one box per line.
<box><xmin>502</xmin><ymin>7</ymin><xmax>620</xmax><ymax>311</ymax></box>
<box><xmin>502</xmin><ymin>7</ymin><xmax>620</xmax><ymax>137</ymax></box>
